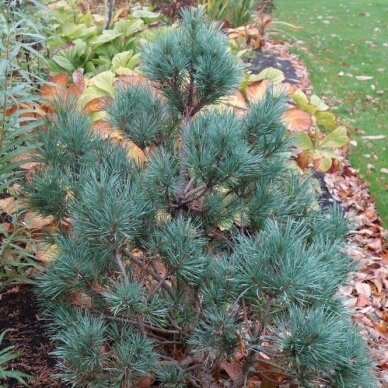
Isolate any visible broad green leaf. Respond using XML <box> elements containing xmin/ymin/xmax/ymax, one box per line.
<box><xmin>126</xmin><ymin>54</ymin><xmax>140</xmax><ymax>69</ymax></box>
<box><xmin>113</xmin><ymin>18</ymin><xmax>144</xmax><ymax>35</ymax></box>
<box><xmin>132</xmin><ymin>9</ymin><xmax>160</xmax><ymax>22</ymax></box>
<box><xmin>90</xmin><ymin>71</ymin><xmax>116</xmax><ymax>95</ymax></box>
<box><xmin>85</xmin><ymin>61</ymin><xmax>96</xmax><ymax>76</ymax></box>
<box><xmin>61</xmin><ymin>23</ymin><xmax>87</xmax><ymax>40</ymax></box>
<box><xmin>320</xmin><ymin>126</ymin><xmax>348</xmax><ymax>148</ymax></box>
<box><xmin>90</xmin><ymin>30</ymin><xmax>121</xmax><ymax>45</ymax></box>
<box><xmin>315</xmin><ymin>111</ymin><xmax>337</xmax><ymax>130</ymax></box>
<box><xmin>310</xmin><ymin>94</ymin><xmax>329</xmax><ymax>111</ymax></box>
<box><xmin>292</xmin><ymin>132</ymin><xmax>314</xmax><ymax>150</ymax></box>
<box><xmin>111</xmin><ymin>51</ymin><xmax>135</xmax><ymax>72</ymax></box>
<box><xmin>73</xmin><ymin>38</ymin><xmax>87</xmax><ymax>52</ymax></box>
<box><xmin>51</xmin><ymin>54</ymin><xmax>75</xmax><ymax>73</ymax></box>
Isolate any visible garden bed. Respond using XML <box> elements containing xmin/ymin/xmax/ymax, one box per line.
<box><xmin>0</xmin><ymin>285</ymin><xmax>62</xmax><ymax>388</ymax></box>
<box><xmin>0</xmin><ymin>2</ymin><xmax>387</xmax><ymax>386</ymax></box>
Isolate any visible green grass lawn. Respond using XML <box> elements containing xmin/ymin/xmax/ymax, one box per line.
<box><xmin>274</xmin><ymin>0</ymin><xmax>388</xmax><ymax>226</ymax></box>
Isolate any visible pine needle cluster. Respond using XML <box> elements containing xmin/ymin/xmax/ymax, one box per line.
<box><xmin>28</xmin><ymin>8</ymin><xmax>376</xmax><ymax>387</ymax></box>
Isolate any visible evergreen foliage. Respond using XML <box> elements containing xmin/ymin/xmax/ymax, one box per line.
<box><xmin>29</xmin><ymin>8</ymin><xmax>376</xmax><ymax>387</ymax></box>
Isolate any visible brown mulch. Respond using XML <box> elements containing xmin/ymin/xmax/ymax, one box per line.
<box><xmin>325</xmin><ymin>162</ymin><xmax>388</xmax><ymax>384</ymax></box>
<box><xmin>263</xmin><ymin>40</ymin><xmax>312</xmax><ymax>94</ymax></box>
<box><xmin>0</xmin><ymin>285</ymin><xmax>63</xmax><ymax>388</ymax></box>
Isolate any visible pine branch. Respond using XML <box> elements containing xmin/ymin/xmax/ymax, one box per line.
<box><xmin>115</xmin><ymin>249</ymin><xmax>129</xmax><ymax>284</ymax></box>
<box><xmin>100</xmin><ymin>313</ymin><xmax>180</xmax><ymax>335</ymax></box>
<box><xmin>124</xmin><ymin>249</ymin><xmax>175</xmax><ymax>299</ymax></box>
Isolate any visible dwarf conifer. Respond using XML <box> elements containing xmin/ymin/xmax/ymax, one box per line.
<box><xmin>28</xmin><ymin>8</ymin><xmax>376</xmax><ymax>387</ymax></box>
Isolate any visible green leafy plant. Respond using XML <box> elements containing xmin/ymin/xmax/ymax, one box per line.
<box><xmin>47</xmin><ymin>3</ymin><xmax>161</xmax><ymax>76</ymax></box>
<box><xmin>290</xmin><ymin>90</ymin><xmax>349</xmax><ymax>171</ymax></box>
<box><xmin>0</xmin><ymin>209</ymin><xmax>43</xmax><ymax>290</ymax></box>
<box><xmin>0</xmin><ymin>330</ymin><xmax>29</xmax><ymax>386</ymax></box>
<box><xmin>200</xmin><ymin>0</ymin><xmax>259</xmax><ymax>27</ymax></box>
<box><xmin>29</xmin><ymin>8</ymin><xmax>376</xmax><ymax>387</ymax></box>
<box><xmin>0</xmin><ymin>0</ymin><xmax>46</xmax><ymax>190</ymax></box>
<box><xmin>0</xmin><ymin>0</ymin><xmax>47</xmax><ymax>286</ymax></box>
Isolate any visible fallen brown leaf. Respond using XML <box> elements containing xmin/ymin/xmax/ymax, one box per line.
<box><xmin>23</xmin><ymin>211</ymin><xmax>54</xmax><ymax>229</ymax></box>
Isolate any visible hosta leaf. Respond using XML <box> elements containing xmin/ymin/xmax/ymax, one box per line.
<box><xmin>320</xmin><ymin>126</ymin><xmax>348</xmax><ymax>148</ymax></box>
<box><xmin>292</xmin><ymin>132</ymin><xmax>314</xmax><ymax>150</ymax></box>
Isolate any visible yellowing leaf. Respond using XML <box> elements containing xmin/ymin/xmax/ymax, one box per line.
<box><xmin>292</xmin><ymin>132</ymin><xmax>314</xmax><ymax>150</ymax></box>
<box><xmin>246</xmin><ymin>79</ymin><xmax>270</xmax><ymax>102</ymax></box>
<box><xmin>218</xmin><ymin>218</ymin><xmax>233</xmax><ymax>231</ymax></box>
<box><xmin>249</xmin><ymin>67</ymin><xmax>285</xmax><ymax>84</ymax></box>
<box><xmin>283</xmin><ymin>108</ymin><xmax>312</xmax><ymax>131</ymax></box>
<box><xmin>91</xmin><ymin>71</ymin><xmax>116</xmax><ymax>95</ymax></box>
<box><xmin>24</xmin><ymin>211</ymin><xmax>54</xmax><ymax>229</ymax></box>
<box><xmin>115</xmin><ymin>67</ymin><xmax>135</xmax><ymax>76</ymax></box>
<box><xmin>93</xmin><ymin>120</ymin><xmax>115</xmax><ymax>138</ymax></box>
<box><xmin>91</xmin><ymin>110</ymin><xmax>109</xmax><ymax>123</ymax></box>
<box><xmin>40</xmin><ymin>72</ymin><xmax>68</xmax><ymax>99</ymax></box>
<box><xmin>313</xmin><ymin>155</ymin><xmax>332</xmax><ymax>172</ymax></box>
<box><xmin>34</xmin><ymin>242</ymin><xmax>58</xmax><ymax>263</ymax></box>
<box><xmin>291</xmin><ymin>89</ymin><xmax>309</xmax><ymax>106</ymax></box>
<box><xmin>124</xmin><ymin>140</ymin><xmax>146</xmax><ymax>165</ymax></box>
<box><xmin>292</xmin><ymin>89</ymin><xmax>317</xmax><ymax>114</ymax></box>
<box><xmin>112</xmin><ymin>51</ymin><xmax>135</xmax><ymax>71</ymax></box>
<box><xmin>295</xmin><ymin>150</ymin><xmax>312</xmax><ymax>169</ymax></box>
<box><xmin>78</xmin><ymin>87</ymin><xmax>106</xmax><ymax>109</ymax></box>
<box><xmin>320</xmin><ymin>126</ymin><xmax>348</xmax><ymax>148</ymax></box>
<box><xmin>220</xmin><ymin>91</ymin><xmax>247</xmax><ymax>111</ymax></box>
<box><xmin>315</xmin><ymin>111</ymin><xmax>337</xmax><ymax>130</ymax></box>
<box><xmin>84</xmin><ymin>97</ymin><xmax>103</xmax><ymax>114</ymax></box>
<box><xmin>310</xmin><ymin>94</ymin><xmax>329</xmax><ymax>111</ymax></box>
